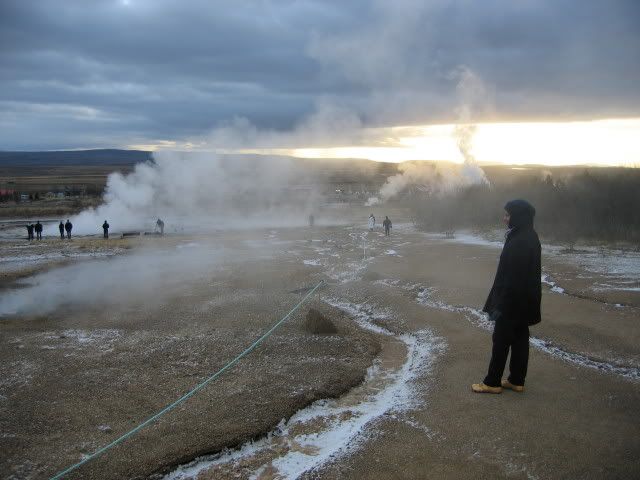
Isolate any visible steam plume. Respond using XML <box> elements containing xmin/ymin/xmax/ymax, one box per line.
<box><xmin>55</xmin><ymin>152</ymin><xmax>322</xmax><ymax>235</ymax></box>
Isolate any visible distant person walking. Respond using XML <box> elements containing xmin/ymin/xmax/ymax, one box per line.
<box><xmin>156</xmin><ymin>218</ymin><xmax>164</xmax><ymax>235</ymax></box>
<box><xmin>309</xmin><ymin>214</ymin><xmax>314</xmax><ymax>227</ymax></box>
<box><xmin>34</xmin><ymin>221</ymin><xmax>43</xmax><ymax>240</ymax></box>
<box><xmin>383</xmin><ymin>216</ymin><xmax>392</xmax><ymax>236</ymax></box>
<box><xmin>102</xmin><ymin>220</ymin><xmax>109</xmax><ymax>239</ymax></box>
<box><xmin>64</xmin><ymin>219</ymin><xmax>73</xmax><ymax>239</ymax></box>
<box><xmin>59</xmin><ymin>221</ymin><xmax>65</xmax><ymax>239</ymax></box>
<box><xmin>472</xmin><ymin>199</ymin><xmax>541</xmax><ymax>394</ymax></box>
<box><xmin>368</xmin><ymin>213</ymin><xmax>375</xmax><ymax>231</ymax></box>
<box><xmin>26</xmin><ymin>224</ymin><xmax>34</xmax><ymax>241</ymax></box>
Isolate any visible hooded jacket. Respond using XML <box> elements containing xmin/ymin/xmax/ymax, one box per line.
<box><xmin>483</xmin><ymin>199</ymin><xmax>542</xmax><ymax>326</ymax></box>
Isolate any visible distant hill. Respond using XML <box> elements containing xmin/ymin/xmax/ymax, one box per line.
<box><xmin>0</xmin><ymin>149</ymin><xmax>153</xmax><ymax>167</ymax></box>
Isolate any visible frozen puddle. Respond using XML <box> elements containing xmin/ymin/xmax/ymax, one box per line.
<box><xmin>164</xmin><ymin>298</ymin><xmax>444</xmax><ymax>480</ymax></box>
<box><xmin>379</xmin><ymin>279</ymin><xmax>640</xmax><ymax>382</ymax></box>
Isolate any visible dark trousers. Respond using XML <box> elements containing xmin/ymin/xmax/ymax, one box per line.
<box><xmin>384</xmin><ymin>227</ymin><xmax>390</xmax><ymax>236</ymax></box>
<box><xmin>36</xmin><ymin>232</ymin><xmax>41</xmax><ymax>240</ymax></box>
<box><xmin>66</xmin><ymin>231</ymin><xmax>71</xmax><ymax>239</ymax></box>
<box><xmin>103</xmin><ymin>229</ymin><xmax>108</xmax><ymax>238</ymax></box>
<box><xmin>484</xmin><ymin>318</ymin><xmax>529</xmax><ymax>387</ymax></box>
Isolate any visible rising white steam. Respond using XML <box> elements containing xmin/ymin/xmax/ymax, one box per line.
<box><xmin>452</xmin><ymin>66</ymin><xmax>489</xmax><ymax>166</ymax></box>
<box><xmin>366</xmin><ymin>160</ymin><xmax>487</xmax><ymax>205</ymax></box>
<box><xmin>54</xmin><ymin>152</ymin><xmax>322</xmax><ymax>235</ymax></box>
<box><xmin>207</xmin><ymin>101</ymin><xmax>370</xmax><ymax>150</ymax></box>
<box><xmin>0</xmin><ymin>245</ymin><xmax>224</xmax><ymax>316</ymax></box>
<box><xmin>452</xmin><ymin>67</ymin><xmax>491</xmax><ymax>190</ymax></box>
<box><xmin>366</xmin><ymin>67</ymin><xmax>490</xmax><ymax>205</ymax></box>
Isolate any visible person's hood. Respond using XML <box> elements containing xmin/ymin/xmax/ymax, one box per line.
<box><xmin>505</xmin><ymin>199</ymin><xmax>535</xmax><ymax>229</ymax></box>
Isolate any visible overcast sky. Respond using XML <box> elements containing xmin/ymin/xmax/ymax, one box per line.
<box><xmin>1</xmin><ymin>0</ymin><xmax>639</xmax><ymax>151</ymax></box>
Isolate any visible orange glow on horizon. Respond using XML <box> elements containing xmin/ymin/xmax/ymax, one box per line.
<box><xmin>286</xmin><ymin>119</ymin><xmax>640</xmax><ymax>166</ymax></box>
<box><xmin>130</xmin><ymin>118</ymin><xmax>640</xmax><ymax>167</ymax></box>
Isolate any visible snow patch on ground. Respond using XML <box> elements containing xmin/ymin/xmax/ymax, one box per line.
<box><xmin>324</xmin><ymin>259</ymin><xmax>373</xmax><ymax>284</ymax></box>
<box><xmin>440</xmin><ymin>231</ymin><xmax>640</xmax><ymax>291</ymax></box>
<box><xmin>529</xmin><ymin>338</ymin><xmax>640</xmax><ymax>381</ymax></box>
<box><xmin>0</xmin><ymin>249</ymin><xmax>123</xmax><ymax>273</ymax></box>
<box><xmin>164</xmin><ymin>297</ymin><xmax>445</xmax><ymax>480</ymax></box>
<box><xmin>541</xmin><ymin>274</ymin><xmax>565</xmax><ymax>294</ymax></box>
<box><xmin>303</xmin><ymin>259</ymin><xmax>323</xmax><ymax>266</ymax></box>
<box><xmin>382</xmin><ymin>279</ymin><xmax>640</xmax><ymax>382</ymax></box>
<box><xmin>41</xmin><ymin>329</ymin><xmax>122</xmax><ymax>350</ymax></box>
<box><xmin>424</xmin><ymin>231</ymin><xmax>503</xmax><ymax>249</ymax></box>
<box><xmin>592</xmin><ymin>283</ymin><xmax>640</xmax><ymax>292</ymax></box>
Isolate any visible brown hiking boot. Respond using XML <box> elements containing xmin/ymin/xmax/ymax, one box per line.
<box><xmin>471</xmin><ymin>383</ymin><xmax>502</xmax><ymax>394</ymax></box>
<box><xmin>501</xmin><ymin>380</ymin><xmax>525</xmax><ymax>392</ymax></box>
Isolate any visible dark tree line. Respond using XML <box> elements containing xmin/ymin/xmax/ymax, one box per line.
<box><xmin>408</xmin><ymin>169</ymin><xmax>640</xmax><ymax>244</ymax></box>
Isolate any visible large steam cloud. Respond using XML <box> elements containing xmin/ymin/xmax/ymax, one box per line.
<box><xmin>365</xmin><ymin>161</ymin><xmax>488</xmax><ymax>206</ymax></box>
<box><xmin>57</xmin><ymin>152</ymin><xmax>322</xmax><ymax>236</ymax></box>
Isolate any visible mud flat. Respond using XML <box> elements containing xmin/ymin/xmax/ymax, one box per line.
<box><xmin>1</xmin><ymin>212</ymin><xmax>639</xmax><ymax>479</ymax></box>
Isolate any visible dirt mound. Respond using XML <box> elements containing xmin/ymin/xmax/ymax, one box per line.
<box><xmin>305</xmin><ymin>308</ymin><xmax>338</xmax><ymax>334</ymax></box>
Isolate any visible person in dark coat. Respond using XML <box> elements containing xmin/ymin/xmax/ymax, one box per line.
<box><xmin>472</xmin><ymin>199</ymin><xmax>541</xmax><ymax>394</ymax></box>
<box><xmin>64</xmin><ymin>219</ymin><xmax>73</xmax><ymax>239</ymax></box>
<box><xmin>59</xmin><ymin>221</ymin><xmax>65</xmax><ymax>239</ymax></box>
<box><xmin>102</xmin><ymin>220</ymin><xmax>109</xmax><ymax>239</ymax></box>
<box><xmin>26</xmin><ymin>224</ymin><xmax>34</xmax><ymax>241</ymax></box>
<box><xmin>383</xmin><ymin>216</ymin><xmax>392</xmax><ymax>236</ymax></box>
<box><xmin>34</xmin><ymin>221</ymin><xmax>43</xmax><ymax>240</ymax></box>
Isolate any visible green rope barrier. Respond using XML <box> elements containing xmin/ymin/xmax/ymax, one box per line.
<box><xmin>50</xmin><ymin>280</ymin><xmax>324</xmax><ymax>480</ymax></box>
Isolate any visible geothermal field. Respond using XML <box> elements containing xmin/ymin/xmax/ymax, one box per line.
<box><xmin>0</xmin><ymin>155</ymin><xmax>639</xmax><ymax>480</ymax></box>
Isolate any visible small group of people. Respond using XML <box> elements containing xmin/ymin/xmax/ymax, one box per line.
<box><xmin>25</xmin><ymin>221</ymin><xmax>43</xmax><ymax>240</ymax></box>
<box><xmin>26</xmin><ymin>219</ymin><xmax>74</xmax><ymax>240</ymax></box>
<box><xmin>368</xmin><ymin>213</ymin><xmax>393</xmax><ymax>236</ymax></box>
<box><xmin>25</xmin><ymin>219</ymin><xmax>74</xmax><ymax>240</ymax></box>
<box><xmin>25</xmin><ymin>218</ymin><xmax>168</xmax><ymax>240</ymax></box>
<box><xmin>58</xmin><ymin>220</ymin><xmax>73</xmax><ymax>239</ymax></box>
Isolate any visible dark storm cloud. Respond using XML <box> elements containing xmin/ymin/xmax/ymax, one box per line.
<box><xmin>1</xmin><ymin>0</ymin><xmax>639</xmax><ymax>149</ymax></box>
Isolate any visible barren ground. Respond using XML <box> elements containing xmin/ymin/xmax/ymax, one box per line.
<box><xmin>1</xmin><ymin>207</ymin><xmax>638</xmax><ymax>480</ymax></box>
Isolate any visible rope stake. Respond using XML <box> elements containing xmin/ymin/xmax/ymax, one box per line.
<box><xmin>50</xmin><ymin>280</ymin><xmax>324</xmax><ymax>480</ymax></box>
